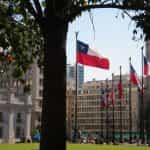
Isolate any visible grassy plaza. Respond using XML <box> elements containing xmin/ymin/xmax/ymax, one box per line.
<box><xmin>1</xmin><ymin>143</ymin><xmax>150</xmax><ymax>150</ymax></box>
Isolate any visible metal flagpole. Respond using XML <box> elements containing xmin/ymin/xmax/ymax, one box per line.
<box><xmin>129</xmin><ymin>57</ymin><xmax>132</xmax><ymax>143</ymax></box>
<box><xmin>141</xmin><ymin>48</ymin><xmax>145</xmax><ymax>144</ymax></box>
<box><xmin>101</xmin><ymin>107</ymin><xmax>104</xmax><ymax>141</ymax></box>
<box><xmin>119</xmin><ymin>66</ymin><xmax>123</xmax><ymax>143</ymax></box>
<box><xmin>73</xmin><ymin>31</ymin><xmax>78</xmax><ymax>142</ymax></box>
<box><xmin>112</xmin><ymin>73</ymin><xmax>115</xmax><ymax>143</ymax></box>
<box><xmin>100</xmin><ymin>83</ymin><xmax>104</xmax><ymax>142</ymax></box>
<box><xmin>106</xmin><ymin>79</ymin><xmax>109</xmax><ymax>143</ymax></box>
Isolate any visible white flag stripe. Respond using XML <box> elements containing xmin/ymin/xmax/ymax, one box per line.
<box><xmin>88</xmin><ymin>47</ymin><xmax>104</xmax><ymax>58</ymax></box>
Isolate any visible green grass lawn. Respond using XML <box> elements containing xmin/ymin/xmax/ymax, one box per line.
<box><xmin>0</xmin><ymin>143</ymin><xmax>39</xmax><ymax>150</ymax></box>
<box><xmin>67</xmin><ymin>144</ymin><xmax>150</xmax><ymax>150</ymax></box>
<box><xmin>1</xmin><ymin>143</ymin><xmax>150</xmax><ymax>150</ymax></box>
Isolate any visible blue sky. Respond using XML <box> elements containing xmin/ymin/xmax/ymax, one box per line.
<box><xmin>67</xmin><ymin>9</ymin><xmax>145</xmax><ymax>82</ymax></box>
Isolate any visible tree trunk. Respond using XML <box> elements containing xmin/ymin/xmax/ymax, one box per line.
<box><xmin>40</xmin><ymin>15</ymin><xmax>68</xmax><ymax>150</ymax></box>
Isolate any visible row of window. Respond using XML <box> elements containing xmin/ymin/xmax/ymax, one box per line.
<box><xmin>0</xmin><ymin>126</ymin><xmax>24</xmax><ymax>138</ymax></box>
<box><xmin>77</xmin><ymin>100</ymin><xmax>129</xmax><ymax>105</ymax></box>
<box><xmin>78</xmin><ymin>125</ymin><xmax>129</xmax><ymax>130</ymax></box>
<box><xmin>78</xmin><ymin>86</ymin><xmax>136</xmax><ymax>95</ymax></box>
<box><xmin>0</xmin><ymin>112</ymin><xmax>24</xmax><ymax>123</ymax></box>
<box><xmin>77</xmin><ymin>119</ymin><xmax>130</xmax><ymax>124</ymax></box>
<box><xmin>78</xmin><ymin>113</ymin><xmax>128</xmax><ymax>118</ymax></box>
<box><xmin>77</xmin><ymin>107</ymin><xmax>129</xmax><ymax>113</ymax></box>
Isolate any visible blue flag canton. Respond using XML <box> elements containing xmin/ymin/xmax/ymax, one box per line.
<box><xmin>130</xmin><ymin>64</ymin><xmax>135</xmax><ymax>73</ymax></box>
<box><xmin>144</xmin><ymin>56</ymin><xmax>148</xmax><ymax>65</ymax></box>
<box><xmin>77</xmin><ymin>40</ymin><xmax>89</xmax><ymax>54</ymax></box>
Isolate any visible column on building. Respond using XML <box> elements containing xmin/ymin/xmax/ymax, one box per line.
<box><xmin>8</xmin><ymin>110</ymin><xmax>15</xmax><ymax>143</ymax></box>
<box><xmin>25</xmin><ymin>110</ymin><xmax>32</xmax><ymax>142</ymax></box>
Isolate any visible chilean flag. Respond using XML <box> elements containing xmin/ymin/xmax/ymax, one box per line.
<box><xmin>77</xmin><ymin>40</ymin><xmax>109</xmax><ymax>69</ymax></box>
<box><xmin>130</xmin><ymin>64</ymin><xmax>142</xmax><ymax>91</ymax></box>
<box><xmin>144</xmin><ymin>56</ymin><xmax>150</xmax><ymax>76</ymax></box>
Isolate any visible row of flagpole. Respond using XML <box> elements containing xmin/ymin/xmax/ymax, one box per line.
<box><xmin>73</xmin><ymin>34</ymin><xmax>149</xmax><ymax>143</ymax></box>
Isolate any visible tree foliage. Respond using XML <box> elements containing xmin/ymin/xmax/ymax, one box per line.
<box><xmin>0</xmin><ymin>0</ymin><xmax>149</xmax><ymax>75</ymax></box>
<box><xmin>0</xmin><ymin>1</ymin><xmax>44</xmax><ymax>79</ymax></box>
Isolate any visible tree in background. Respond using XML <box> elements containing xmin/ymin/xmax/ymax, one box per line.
<box><xmin>0</xmin><ymin>1</ymin><xmax>150</xmax><ymax>150</ymax></box>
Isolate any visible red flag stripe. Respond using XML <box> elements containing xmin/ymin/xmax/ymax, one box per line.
<box><xmin>77</xmin><ymin>52</ymin><xmax>109</xmax><ymax>69</ymax></box>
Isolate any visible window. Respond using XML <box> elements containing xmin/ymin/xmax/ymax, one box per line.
<box><xmin>38</xmin><ymin>100</ymin><xmax>42</xmax><ymax>107</ymax></box>
<box><xmin>39</xmin><ymin>78</ymin><xmax>43</xmax><ymax>86</ymax></box>
<box><xmin>16</xmin><ymin>126</ymin><xmax>22</xmax><ymax>138</ymax></box>
<box><xmin>39</xmin><ymin>90</ymin><xmax>43</xmax><ymax>97</ymax></box>
<box><xmin>0</xmin><ymin>127</ymin><xmax>3</xmax><ymax>138</ymax></box>
<box><xmin>16</xmin><ymin>113</ymin><xmax>22</xmax><ymax>123</ymax></box>
<box><xmin>0</xmin><ymin>112</ymin><xmax>3</xmax><ymax>122</ymax></box>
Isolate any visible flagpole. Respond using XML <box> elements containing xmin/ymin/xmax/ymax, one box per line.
<box><xmin>100</xmin><ymin>82</ymin><xmax>104</xmax><ymax>142</ymax></box>
<box><xmin>112</xmin><ymin>73</ymin><xmax>115</xmax><ymax>143</ymax></box>
<box><xmin>119</xmin><ymin>65</ymin><xmax>123</xmax><ymax>143</ymax></box>
<box><xmin>129</xmin><ymin>57</ymin><xmax>132</xmax><ymax>143</ymax></box>
<box><xmin>141</xmin><ymin>47</ymin><xmax>144</xmax><ymax>144</ymax></box>
<box><xmin>101</xmin><ymin>103</ymin><xmax>104</xmax><ymax>142</ymax></box>
<box><xmin>74</xmin><ymin>31</ymin><xmax>78</xmax><ymax>142</ymax></box>
<box><xmin>106</xmin><ymin>79</ymin><xmax>109</xmax><ymax>143</ymax></box>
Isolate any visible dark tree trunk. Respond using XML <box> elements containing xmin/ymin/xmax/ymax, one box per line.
<box><xmin>40</xmin><ymin>15</ymin><xmax>68</xmax><ymax>150</ymax></box>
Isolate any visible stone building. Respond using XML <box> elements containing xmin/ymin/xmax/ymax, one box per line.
<box><xmin>31</xmin><ymin>63</ymin><xmax>43</xmax><ymax>132</ymax></box>
<box><xmin>66</xmin><ymin>75</ymin><xmax>140</xmax><ymax>140</ymax></box>
<box><xmin>67</xmin><ymin>64</ymin><xmax>84</xmax><ymax>88</ymax></box>
<box><xmin>66</xmin><ymin>88</ymin><xmax>75</xmax><ymax>140</ymax></box>
<box><xmin>0</xmin><ymin>68</ymin><xmax>32</xmax><ymax>143</ymax></box>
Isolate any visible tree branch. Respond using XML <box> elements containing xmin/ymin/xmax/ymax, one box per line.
<box><xmin>67</xmin><ymin>3</ymin><xmax>148</xmax><ymax>22</ymax></box>
<box><xmin>123</xmin><ymin>10</ymin><xmax>133</xmax><ymax>20</ymax></box>
<box><xmin>25</xmin><ymin>1</ymin><xmax>38</xmax><ymax>19</ymax></box>
<box><xmin>33</xmin><ymin>0</ymin><xmax>43</xmax><ymax>18</ymax></box>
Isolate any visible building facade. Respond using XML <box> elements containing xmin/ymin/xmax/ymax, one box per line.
<box><xmin>0</xmin><ymin>70</ymin><xmax>32</xmax><ymax>143</ymax></box>
<box><xmin>66</xmin><ymin>88</ymin><xmax>75</xmax><ymax>140</ymax></box>
<box><xmin>67</xmin><ymin>64</ymin><xmax>84</xmax><ymax>88</ymax></box>
<box><xmin>66</xmin><ymin>75</ymin><xmax>140</xmax><ymax>140</ymax></box>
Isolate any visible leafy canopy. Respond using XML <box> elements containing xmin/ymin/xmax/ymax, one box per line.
<box><xmin>0</xmin><ymin>0</ymin><xmax>150</xmax><ymax>78</ymax></box>
<box><xmin>0</xmin><ymin>1</ymin><xmax>44</xmax><ymax>79</ymax></box>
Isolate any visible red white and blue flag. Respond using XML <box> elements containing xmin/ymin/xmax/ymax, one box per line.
<box><xmin>77</xmin><ymin>40</ymin><xmax>110</xmax><ymax>69</ymax></box>
<box><xmin>144</xmin><ymin>56</ymin><xmax>150</xmax><ymax>76</ymax></box>
<box><xmin>130</xmin><ymin>64</ymin><xmax>142</xmax><ymax>91</ymax></box>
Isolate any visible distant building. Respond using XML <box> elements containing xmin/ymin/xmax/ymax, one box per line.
<box><xmin>0</xmin><ymin>67</ymin><xmax>32</xmax><ymax>143</ymax></box>
<box><xmin>67</xmin><ymin>64</ymin><xmax>84</xmax><ymax>88</ymax></box>
<box><xmin>66</xmin><ymin>75</ymin><xmax>140</xmax><ymax>140</ymax></box>
<box><xmin>66</xmin><ymin>88</ymin><xmax>75</xmax><ymax>140</ymax></box>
